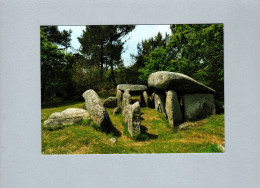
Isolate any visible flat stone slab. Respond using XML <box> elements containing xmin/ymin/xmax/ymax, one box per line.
<box><xmin>148</xmin><ymin>71</ymin><xmax>215</xmax><ymax>94</ymax></box>
<box><xmin>44</xmin><ymin>108</ymin><xmax>89</xmax><ymax>127</ymax></box>
<box><xmin>117</xmin><ymin>84</ymin><xmax>148</xmax><ymax>92</ymax></box>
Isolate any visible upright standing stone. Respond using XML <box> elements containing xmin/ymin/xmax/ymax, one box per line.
<box><xmin>183</xmin><ymin>94</ymin><xmax>216</xmax><ymax>121</ymax></box>
<box><xmin>165</xmin><ymin>90</ymin><xmax>183</xmax><ymax>128</ymax></box>
<box><xmin>116</xmin><ymin>89</ymin><xmax>123</xmax><ymax>108</ymax></box>
<box><xmin>82</xmin><ymin>89</ymin><xmax>112</xmax><ymax>131</ymax></box>
<box><xmin>124</xmin><ymin>102</ymin><xmax>141</xmax><ymax>138</ymax></box>
<box><xmin>122</xmin><ymin>89</ymin><xmax>132</xmax><ymax>115</ymax></box>
<box><xmin>142</xmin><ymin>91</ymin><xmax>151</xmax><ymax>107</ymax></box>
<box><xmin>154</xmin><ymin>91</ymin><xmax>167</xmax><ymax>117</ymax></box>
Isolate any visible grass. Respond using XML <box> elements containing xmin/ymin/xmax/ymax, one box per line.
<box><xmin>41</xmin><ymin>98</ymin><xmax>225</xmax><ymax>154</ymax></box>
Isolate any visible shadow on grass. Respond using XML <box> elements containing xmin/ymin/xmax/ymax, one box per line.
<box><xmin>108</xmin><ymin>123</ymin><xmax>122</xmax><ymax>137</ymax></box>
<box><xmin>140</xmin><ymin>125</ymin><xmax>158</xmax><ymax>140</ymax></box>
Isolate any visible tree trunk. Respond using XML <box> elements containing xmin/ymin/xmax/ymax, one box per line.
<box><xmin>100</xmin><ymin>44</ymin><xmax>104</xmax><ymax>81</ymax></box>
<box><xmin>109</xmin><ymin>40</ymin><xmax>116</xmax><ymax>87</ymax></box>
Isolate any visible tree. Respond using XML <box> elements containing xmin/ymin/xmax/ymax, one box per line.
<box><xmin>139</xmin><ymin>24</ymin><xmax>224</xmax><ymax>100</ymax></box>
<box><xmin>132</xmin><ymin>32</ymin><xmax>169</xmax><ymax>68</ymax></box>
<box><xmin>41</xmin><ymin>26</ymin><xmax>72</xmax><ymax>52</ymax></box>
<box><xmin>78</xmin><ymin>25</ymin><xmax>135</xmax><ymax>87</ymax></box>
<box><xmin>41</xmin><ymin>28</ymin><xmax>73</xmax><ymax>101</ymax></box>
<box><xmin>105</xmin><ymin>25</ymin><xmax>135</xmax><ymax>87</ymax></box>
<box><xmin>127</xmin><ymin>32</ymin><xmax>170</xmax><ymax>84</ymax></box>
<box><xmin>78</xmin><ymin>26</ymin><xmax>107</xmax><ymax>82</ymax></box>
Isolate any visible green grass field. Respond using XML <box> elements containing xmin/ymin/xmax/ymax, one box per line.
<box><xmin>41</xmin><ymin>98</ymin><xmax>225</xmax><ymax>154</ymax></box>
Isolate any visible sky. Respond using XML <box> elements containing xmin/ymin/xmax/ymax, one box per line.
<box><xmin>58</xmin><ymin>25</ymin><xmax>171</xmax><ymax>66</ymax></box>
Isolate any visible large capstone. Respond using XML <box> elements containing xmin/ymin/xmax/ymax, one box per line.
<box><xmin>117</xmin><ymin>84</ymin><xmax>148</xmax><ymax>95</ymax></box>
<box><xmin>44</xmin><ymin>108</ymin><xmax>90</xmax><ymax>127</ymax></box>
<box><xmin>165</xmin><ymin>90</ymin><xmax>183</xmax><ymax>127</ymax></box>
<box><xmin>148</xmin><ymin>71</ymin><xmax>215</xmax><ymax>94</ymax></box>
<box><xmin>82</xmin><ymin>89</ymin><xmax>112</xmax><ymax>131</ymax></box>
<box><xmin>103</xmin><ymin>97</ymin><xmax>117</xmax><ymax>108</ymax></box>
<box><xmin>154</xmin><ymin>91</ymin><xmax>167</xmax><ymax>117</ymax></box>
<box><xmin>116</xmin><ymin>89</ymin><xmax>123</xmax><ymax>108</ymax></box>
<box><xmin>183</xmin><ymin>94</ymin><xmax>216</xmax><ymax>121</ymax></box>
<box><xmin>122</xmin><ymin>89</ymin><xmax>132</xmax><ymax>115</ymax></box>
<box><xmin>124</xmin><ymin>102</ymin><xmax>141</xmax><ymax>138</ymax></box>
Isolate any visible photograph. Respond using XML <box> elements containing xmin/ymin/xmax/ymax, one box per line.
<box><xmin>2</xmin><ymin>0</ymin><xmax>260</xmax><ymax>187</ymax></box>
<box><xmin>41</xmin><ymin>24</ymin><xmax>224</xmax><ymax>154</ymax></box>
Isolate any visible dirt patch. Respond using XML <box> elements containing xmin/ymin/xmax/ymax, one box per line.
<box><xmin>72</xmin><ymin>146</ymin><xmax>90</xmax><ymax>154</ymax></box>
<box><xmin>178</xmin><ymin>132</ymin><xmax>224</xmax><ymax>145</ymax></box>
<box><xmin>178</xmin><ymin>119</ymin><xmax>208</xmax><ymax>130</ymax></box>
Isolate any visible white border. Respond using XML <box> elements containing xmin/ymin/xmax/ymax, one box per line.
<box><xmin>1</xmin><ymin>0</ymin><xmax>260</xmax><ymax>187</ymax></box>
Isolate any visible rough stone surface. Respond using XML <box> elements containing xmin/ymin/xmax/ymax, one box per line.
<box><xmin>183</xmin><ymin>94</ymin><xmax>216</xmax><ymax>121</ymax></box>
<box><xmin>103</xmin><ymin>97</ymin><xmax>117</xmax><ymax>108</ymax></box>
<box><xmin>122</xmin><ymin>89</ymin><xmax>132</xmax><ymax>115</ymax></box>
<box><xmin>148</xmin><ymin>71</ymin><xmax>215</xmax><ymax>94</ymax></box>
<box><xmin>44</xmin><ymin>108</ymin><xmax>89</xmax><ymax>127</ymax></box>
<box><xmin>178</xmin><ymin>122</ymin><xmax>195</xmax><ymax>130</ymax></box>
<box><xmin>142</xmin><ymin>91</ymin><xmax>151</xmax><ymax>107</ymax></box>
<box><xmin>82</xmin><ymin>89</ymin><xmax>112</xmax><ymax>131</ymax></box>
<box><xmin>109</xmin><ymin>138</ymin><xmax>117</xmax><ymax>143</ymax></box>
<box><xmin>217</xmin><ymin>144</ymin><xmax>225</xmax><ymax>152</ymax></box>
<box><xmin>112</xmin><ymin>107</ymin><xmax>122</xmax><ymax>115</ymax></box>
<box><xmin>117</xmin><ymin>84</ymin><xmax>148</xmax><ymax>92</ymax></box>
<box><xmin>116</xmin><ymin>89</ymin><xmax>123</xmax><ymax>108</ymax></box>
<box><xmin>154</xmin><ymin>91</ymin><xmax>167</xmax><ymax>117</ymax></box>
<box><xmin>165</xmin><ymin>90</ymin><xmax>183</xmax><ymax>127</ymax></box>
<box><xmin>124</xmin><ymin>102</ymin><xmax>141</xmax><ymax>138</ymax></box>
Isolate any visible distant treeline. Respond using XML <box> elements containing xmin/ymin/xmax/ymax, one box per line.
<box><xmin>41</xmin><ymin>24</ymin><xmax>224</xmax><ymax>102</ymax></box>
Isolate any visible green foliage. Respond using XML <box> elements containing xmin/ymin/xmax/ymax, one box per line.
<box><xmin>128</xmin><ymin>32</ymin><xmax>170</xmax><ymax>84</ymax></box>
<box><xmin>41</xmin><ymin>26</ymin><xmax>72</xmax><ymax>50</ymax></box>
<box><xmin>139</xmin><ymin>24</ymin><xmax>224</xmax><ymax>100</ymax></box>
<box><xmin>41</xmin><ymin>28</ymin><xmax>73</xmax><ymax>101</ymax></box>
<box><xmin>78</xmin><ymin>25</ymin><xmax>135</xmax><ymax>87</ymax></box>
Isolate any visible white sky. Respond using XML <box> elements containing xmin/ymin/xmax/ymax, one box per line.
<box><xmin>58</xmin><ymin>25</ymin><xmax>171</xmax><ymax>66</ymax></box>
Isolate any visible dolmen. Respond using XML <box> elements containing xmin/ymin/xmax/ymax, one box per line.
<box><xmin>148</xmin><ymin>71</ymin><xmax>216</xmax><ymax>127</ymax></box>
<box><xmin>116</xmin><ymin>84</ymin><xmax>150</xmax><ymax>108</ymax></box>
<box><xmin>83</xmin><ymin>89</ymin><xmax>112</xmax><ymax>132</ymax></box>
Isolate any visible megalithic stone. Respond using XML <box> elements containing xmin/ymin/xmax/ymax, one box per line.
<box><xmin>165</xmin><ymin>90</ymin><xmax>183</xmax><ymax>128</ymax></box>
<box><xmin>183</xmin><ymin>93</ymin><xmax>216</xmax><ymax>121</ymax></box>
<box><xmin>142</xmin><ymin>91</ymin><xmax>151</xmax><ymax>107</ymax></box>
<box><xmin>148</xmin><ymin>71</ymin><xmax>216</xmax><ymax>94</ymax></box>
<box><xmin>82</xmin><ymin>89</ymin><xmax>112</xmax><ymax>132</ymax></box>
<box><xmin>116</xmin><ymin>89</ymin><xmax>123</xmax><ymax>108</ymax></box>
<box><xmin>124</xmin><ymin>102</ymin><xmax>141</xmax><ymax>138</ymax></box>
<box><xmin>122</xmin><ymin>89</ymin><xmax>132</xmax><ymax>115</ymax></box>
<box><xmin>154</xmin><ymin>91</ymin><xmax>167</xmax><ymax>117</ymax></box>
